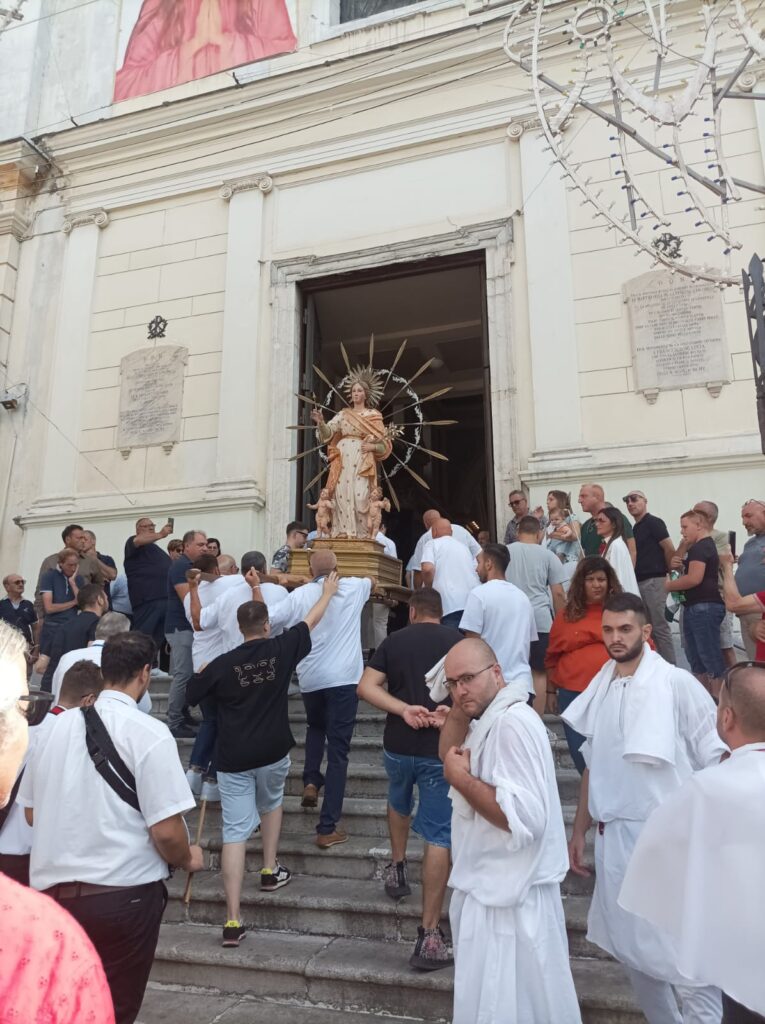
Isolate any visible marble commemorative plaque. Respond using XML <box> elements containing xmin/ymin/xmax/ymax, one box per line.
<box><xmin>623</xmin><ymin>271</ymin><xmax>730</xmax><ymax>393</ymax></box>
<box><xmin>117</xmin><ymin>344</ymin><xmax>188</xmax><ymax>449</ymax></box>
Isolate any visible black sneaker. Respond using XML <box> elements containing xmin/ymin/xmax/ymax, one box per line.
<box><xmin>260</xmin><ymin>864</ymin><xmax>292</xmax><ymax>892</ymax></box>
<box><xmin>170</xmin><ymin>724</ymin><xmax>196</xmax><ymax>739</ymax></box>
<box><xmin>383</xmin><ymin>860</ymin><xmax>411</xmax><ymax>899</ymax></box>
<box><xmin>222</xmin><ymin>920</ymin><xmax>246</xmax><ymax>947</ymax></box>
<box><xmin>409</xmin><ymin>926</ymin><xmax>454</xmax><ymax>971</ymax></box>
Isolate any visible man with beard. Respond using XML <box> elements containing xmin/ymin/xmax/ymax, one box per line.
<box><xmin>438</xmin><ymin>637</ymin><xmax>581</xmax><ymax>1023</ymax></box>
<box><xmin>565</xmin><ymin>593</ymin><xmax>726</xmax><ymax>1024</ymax></box>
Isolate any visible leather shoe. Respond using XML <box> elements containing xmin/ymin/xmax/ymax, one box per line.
<box><xmin>315</xmin><ymin>829</ymin><xmax>348</xmax><ymax>849</ymax></box>
<box><xmin>301</xmin><ymin>784</ymin><xmax>319</xmax><ymax>808</ymax></box>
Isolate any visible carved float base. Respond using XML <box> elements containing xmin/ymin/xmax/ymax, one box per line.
<box><xmin>289</xmin><ymin>538</ymin><xmax>403</xmax><ymax>587</ymax></box>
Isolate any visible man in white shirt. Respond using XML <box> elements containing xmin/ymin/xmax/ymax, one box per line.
<box><xmin>267</xmin><ymin>549</ymin><xmax>373</xmax><ymax>848</ymax></box>
<box><xmin>505</xmin><ymin>515</ymin><xmax>566</xmax><ymax>711</ymax></box>
<box><xmin>620</xmin><ymin>662</ymin><xmax>765</xmax><ymax>1023</ymax></box>
<box><xmin>51</xmin><ymin>611</ymin><xmax>152</xmax><ymax>714</ymax></box>
<box><xmin>437</xmin><ymin>637</ymin><xmax>582</xmax><ymax>1024</ymax></box>
<box><xmin>183</xmin><ymin>553</ymin><xmax>241</xmax><ymax>671</ymax></box>
<box><xmin>406</xmin><ymin>509</ymin><xmax>481</xmax><ymax>585</ymax></box>
<box><xmin>566</xmin><ymin>594</ymin><xmax>725</xmax><ymax>1024</ymax></box>
<box><xmin>19</xmin><ymin>632</ymin><xmax>203</xmax><ymax>1024</ymax></box>
<box><xmin>0</xmin><ymin>660</ymin><xmax>103</xmax><ymax>886</ymax></box>
<box><xmin>459</xmin><ymin>543</ymin><xmax>537</xmax><ymax>698</ymax></box>
<box><xmin>181</xmin><ymin>552</ymin><xmax>242</xmax><ymax>802</ymax></box>
<box><xmin>192</xmin><ymin>551</ymin><xmax>289</xmax><ymax>652</ymax></box>
<box><xmin>420</xmin><ymin>519</ymin><xmax>479</xmax><ymax>628</ymax></box>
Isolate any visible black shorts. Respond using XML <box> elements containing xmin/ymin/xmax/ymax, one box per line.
<box><xmin>529</xmin><ymin>633</ymin><xmax>550</xmax><ymax>672</ymax></box>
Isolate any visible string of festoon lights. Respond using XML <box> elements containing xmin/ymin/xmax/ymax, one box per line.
<box><xmin>503</xmin><ymin>0</ymin><xmax>765</xmax><ymax>289</ymax></box>
<box><xmin>0</xmin><ymin>0</ymin><xmax>28</xmax><ymax>36</ymax></box>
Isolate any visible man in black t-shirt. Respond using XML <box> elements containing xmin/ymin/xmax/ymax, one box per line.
<box><xmin>187</xmin><ymin>574</ymin><xmax>338</xmax><ymax>949</ymax></box>
<box><xmin>357</xmin><ymin>587</ymin><xmax>460</xmax><ymax>972</ymax></box>
<box><xmin>623</xmin><ymin>490</ymin><xmax>676</xmax><ymax>664</ymax></box>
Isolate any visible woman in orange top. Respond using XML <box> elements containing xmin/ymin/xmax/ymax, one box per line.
<box><xmin>545</xmin><ymin>556</ymin><xmax>623</xmax><ymax>774</ymax></box>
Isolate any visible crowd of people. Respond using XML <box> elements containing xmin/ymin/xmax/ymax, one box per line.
<box><xmin>0</xmin><ymin>487</ymin><xmax>763</xmax><ymax>1023</ymax></box>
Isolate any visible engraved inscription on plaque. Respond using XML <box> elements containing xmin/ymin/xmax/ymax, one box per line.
<box><xmin>117</xmin><ymin>345</ymin><xmax>188</xmax><ymax>449</ymax></box>
<box><xmin>623</xmin><ymin>271</ymin><xmax>730</xmax><ymax>394</ymax></box>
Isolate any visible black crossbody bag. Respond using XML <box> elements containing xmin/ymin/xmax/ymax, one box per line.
<box><xmin>81</xmin><ymin>705</ymin><xmax>141</xmax><ymax>813</ymax></box>
<box><xmin>0</xmin><ymin>770</ymin><xmax>24</xmax><ymax>834</ymax></box>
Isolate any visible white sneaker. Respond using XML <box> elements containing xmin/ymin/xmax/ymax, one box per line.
<box><xmin>186</xmin><ymin>769</ymin><xmax>202</xmax><ymax>797</ymax></box>
<box><xmin>201</xmin><ymin>780</ymin><xmax>220</xmax><ymax>802</ymax></box>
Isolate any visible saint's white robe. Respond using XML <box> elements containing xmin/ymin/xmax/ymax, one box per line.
<box><xmin>619</xmin><ymin>743</ymin><xmax>765</xmax><ymax>1015</ymax></box>
<box><xmin>449</xmin><ymin>694</ymin><xmax>582</xmax><ymax>1024</ymax></box>
<box><xmin>562</xmin><ymin>647</ymin><xmax>727</xmax><ymax>983</ymax></box>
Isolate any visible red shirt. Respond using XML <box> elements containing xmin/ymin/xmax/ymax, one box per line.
<box><xmin>0</xmin><ymin>872</ymin><xmax>115</xmax><ymax>1023</ymax></box>
<box><xmin>545</xmin><ymin>603</ymin><xmax>611</xmax><ymax>693</ymax></box>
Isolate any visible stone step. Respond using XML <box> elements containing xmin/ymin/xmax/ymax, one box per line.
<box><xmin>138</xmin><ymin>986</ymin><xmax>426</xmax><ymax>1024</ymax></box>
<box><xmin>151</xmin><ymin>923</ymin><xmax>453</xmax><ymax>1020</ymax></box>
<box><xmin>151</xmin><ymin>923</ymin><xmax>642</xmax><ymax>1023</ymax></box>
<box><xmin>166</xmin><ymin>871</ymin><xmax>605</xmax><ymax>959</ymax></box>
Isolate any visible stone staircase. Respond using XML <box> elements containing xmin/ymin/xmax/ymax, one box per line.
<box><xmin>139</xmin><ymin>676</ymin><xmax>643</xmax><ymax>1024</ymax></box>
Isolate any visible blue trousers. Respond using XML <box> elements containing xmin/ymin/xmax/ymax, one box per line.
<box><xmin>301</xmin><ymin>684</ymin><xmax>358</xmax><ymax>836</ymax></box>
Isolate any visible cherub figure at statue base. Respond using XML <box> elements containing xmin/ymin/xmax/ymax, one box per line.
<box><xmin>307</xmin><ymin>488</ymin><xmax>335</xmax><ymax>538</ymax></box>
<box><xmin>367</xmin><ymin>487</ymin><xmax>391</xmax><ymax>541</ymax></box>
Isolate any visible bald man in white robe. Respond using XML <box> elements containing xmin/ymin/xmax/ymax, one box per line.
<box><xmin>566</xmin><ymin>593</ymin><xmax>726</xmax><ymax>1024</ymax></box>
<box><xmin>437</xmin><ymin>637</ymin><xmax>581</xmax><ymax>1024</ymax></box>
<box><xmin>620</xmin><ymin>662</ymin><xmax>765</xmax><ymax>1023</ymax></box>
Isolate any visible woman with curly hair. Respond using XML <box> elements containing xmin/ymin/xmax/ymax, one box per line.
<box><xmin>545</xmin><ymin>556</ymin><xmax>623</xmax><ymax>773</ymax></box>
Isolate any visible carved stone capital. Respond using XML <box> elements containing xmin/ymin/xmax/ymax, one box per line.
<box><xmin>738</xmin><ymin>71</ymin><xmax>758</xmax><ymax>93</ymax></box>
<box><xmin>219</xmin><ymin>174</ymin><xmax>273</xmax><ymax>201</ymax></box>
<box><xmin>61</xmin><ymin>208</ymin><xmax>109</xmax><ymax>234</ymax></box>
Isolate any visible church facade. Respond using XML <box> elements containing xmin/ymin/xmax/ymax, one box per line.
<box><xmin>1</xmin><ymin>0</ymin><xmax>763</xmax><ymax>578</ymax></box>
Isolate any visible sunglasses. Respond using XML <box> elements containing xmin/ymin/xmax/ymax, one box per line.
<box><xmin>722</xmin><ymin>660</ymin><xmax>765</xmax><ymax>696</ymax></box>
<box><xmin>623</xmin><ymin>494</ymin><xmax>642</xmax><ymax>503</ymax></box>
<box><xmin>7</xmin><ymin>579</ymin><xmax>25</xmax><ymax>585</ymax></box>
<box><xmin>18</xmin><ymin>690</ymin><xmax>55</xmax><ymax>726</ymax></box>
<box><xmin>509</xmin><ymin>499</ymin><xmax>525</xmax><ymax>506</ymax></box>
<box><xmin>743</xmin><ymin>499</ymin><xmax>765</xmax><ymax>509</ymax></box>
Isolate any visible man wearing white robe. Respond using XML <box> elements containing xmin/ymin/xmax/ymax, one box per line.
<box><xmin>566</xmin><ymin>593</ymin><xmax>726</xmax><ymax>1024</ymax></box>
<box><xmin>620</xmin><ymin>661</ymin><xmax>765</xmax><ymax>1023</ymax></box>
<box><xmin>437</xmin><ymin>637</ymin><xmax>581</xmax><ymax>1024</ymax></box>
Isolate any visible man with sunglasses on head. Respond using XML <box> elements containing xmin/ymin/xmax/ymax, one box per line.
<box><xmin>621</xmin><ymin>660</ymin><xmax>765</xmax><ymax>1023</ymax></box>
<box><xmin>623</xmin><ymin>491</ymin><xmax>677</xmax><ymax>664</ymax></box>
<box><xmin>566</xmin><ymin>593</ymin><xmax>726</xmax><ymax>1024</ymax></box>
<box><xmin>0</xmin><ymin>621</ymin><xmax>115</xmax><ymax>1022</ymax></box>
<box><xmin>436</xmin><ymin>637</ymin><xmax>581</xmax><ymax>1024</ymax></box>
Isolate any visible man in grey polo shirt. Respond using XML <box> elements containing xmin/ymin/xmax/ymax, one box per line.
<box><xmin>505</xmin><ymin>516</ymin><xmax>566</xmax><ymax>712</ymax></box>
<box><xmin>736</xmin><ymin>500</ymin><xmax>765</xmax><ymax>659</ymax></box>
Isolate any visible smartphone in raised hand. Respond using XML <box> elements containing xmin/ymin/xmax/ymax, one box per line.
<box><xmin>167</xmin><ymin>516</ymin><xmax>174</xmax><ymax>531</ymax></box>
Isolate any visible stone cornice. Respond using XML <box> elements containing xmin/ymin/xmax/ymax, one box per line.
<box><xmin>17</xmin><ymin>7</ymin><xmax>761</xmax><ymax>219</ymax></box>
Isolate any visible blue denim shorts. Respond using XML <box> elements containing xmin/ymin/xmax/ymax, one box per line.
<box><xmin>683</xmin><ymin>602</ymin><xmax>726</xmax><ymax>678</ymax></box>
<box><xmin>383</xmin><ymin>750</ymin><xmax>451</xmax><ymax>849</ymax></box>
<box><xmin>218</xmin><ymin>755</ymin><xmax>291</xmax><ymax>843</ymax></box>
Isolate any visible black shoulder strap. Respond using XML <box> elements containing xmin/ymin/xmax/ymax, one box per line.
<box><xmin>0</xmin><ymin>768</ymin><xmax>24</xmax><ymax>834</ymax></box>
<box><xmin>81</xmin><ymin>706</ymin><xmax>141</xmax><ymax>813</ymax></box>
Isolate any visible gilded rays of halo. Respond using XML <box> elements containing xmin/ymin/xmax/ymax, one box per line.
<box><xmin>287</xmin><ymin>335</ymin><xmax>457</xmax><ymax>509</ymax></box>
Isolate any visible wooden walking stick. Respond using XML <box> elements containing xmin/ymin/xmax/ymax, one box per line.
<box><xmin>183</xmin><ymin>798</ymin><xmax>207</xmax><ymax>906</ymax></box>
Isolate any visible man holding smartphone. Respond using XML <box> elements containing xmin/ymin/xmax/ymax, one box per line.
<box><xmin>124</xmin><ymin>517</ymin><xmax>174</xmax><ymax>654</ymax></box>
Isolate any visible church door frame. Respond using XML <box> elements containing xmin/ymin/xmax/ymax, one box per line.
<box><xmin>266</xmin><ymin>218</ymin><xmax>518</xmax><ymax>556</ymax></box>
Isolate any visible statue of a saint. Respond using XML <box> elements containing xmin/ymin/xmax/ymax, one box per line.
<box><xmin>310</xmin><ymin>368</ymin><xmax>392</xmax><ymax>539</ymax></box>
